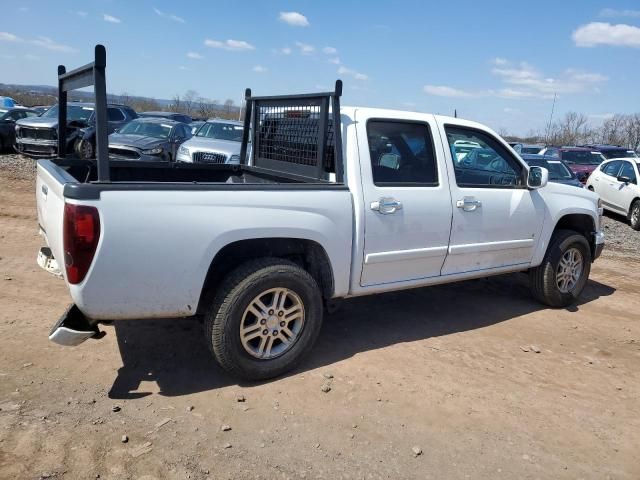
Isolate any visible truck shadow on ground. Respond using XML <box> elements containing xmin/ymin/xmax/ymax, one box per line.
<box><xmin>107</xmin><ymin>273</ymin><xmax>615</xmax><ymax>399</ymax></box>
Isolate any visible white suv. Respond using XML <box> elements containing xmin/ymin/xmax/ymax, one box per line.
<box><xmin>587</xmin><ymin>158</ymin><xmax>640</xmax><ymax>230</ymax></box>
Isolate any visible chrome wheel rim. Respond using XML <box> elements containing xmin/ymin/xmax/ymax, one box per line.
<box><xmin>556</xmin><ymin>247</ymin><xmax>584</xmax><ymax>293</ymax></box>
<box><xmin>240</xmin><ymin>288</ymin><xmax>305</xmax><ymax>360</ymax></box>
<box><xmin>632</xmin><ymin>205</ymin><xmax>640</xmax><ymax>224</ymax></box>
<box><xmin>81</xmin><ymin>141</ymin><xmax>93</xmax><ymax>159</ymax></box>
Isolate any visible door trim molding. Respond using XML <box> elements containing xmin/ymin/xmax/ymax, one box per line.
<box><xmin>364</xmin><ymin>245</ymin><xmax>448</xmax><ymax>265</ymax></box>
<box><xmin>448</xmin><ymin>238</ymin><xmax>534</xmax><ymax>255</ymax></box>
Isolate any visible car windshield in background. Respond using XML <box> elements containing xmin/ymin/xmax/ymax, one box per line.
<box><xmin>521</xmin><ymin>147</ymin><xmax>542</xmax><ymax>154</ymax></box>
<box><xmin>41</xmin><ymin>105</ymin><xmax>94</xmax><ymax>122</ymax></box>
<box><xmin>118</xmin><ymin>121</ymin><xmax>172</xmax><ymax>139</ymax></box>
<box><xmin>196</xmin><ymin>122</ymin><xmax>243</xmax><ymax>142</ymax></box>
<box><xmin>561</xmin><ymin>151</ymin><xmax>605</xmax><ymax>165</ymax></box>
<box><xmin>526</xmin><ymin>159</ymin><xmax>572</xmax><ymax>180</ymax></box>
<box><xmin>601</xmin><ymin>150</ymin><xmax>638</xmax><ymax>159</ymax></box>
<box><xmin>0</xmin><ymin>109</ymin><xmax>9</xmax><ymax>119</ymax></box>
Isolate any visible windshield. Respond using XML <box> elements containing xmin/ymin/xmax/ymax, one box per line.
<box><xmin>118</xmin><ymin>120</ymin><xmax>172</xmax><ymax>139</ymax></box>
<box><xmin>41</xmin><ymin>105</ymin><xmax>94</xmax><ymax>122</ymax></box>
<box><xmin>521</xmin><ymin>146</ymin><xmax>542</xmax><ymax>154</ymax></box>
<box><xmin>601</xmin><ymin>150</ymin><xmax>638</xmax><ymax>159</ymax></box>
<box><xmin>196</xmin><ymin>122</ymin><xmax>243</xmax><ymax>142</ymax></box>
<box><xmin>526</xmin><ymin>159</ymin><xmax>573</xmax><ymax>180</ymax></box>
<box><xmin>561</xmin><ymin>150</ymin><xmax>605</xmax><ymax>165</ymax></box>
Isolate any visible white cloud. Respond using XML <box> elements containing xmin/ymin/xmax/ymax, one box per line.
<box><xmin>153</xmin><ymin>8</ymin><xmax>185</xmax><ymax>23</ymax></box>
<box><xmin>279</xmin><ymin>11</ymin><xmax>309</xmax><ymax>27</ymax></box>
<box><xmin>338</xmin><ymin>65</ymin><xmax>368</xmax><ymax>81</ymax></box>
<box><xmin>599</xmin><ymin>8</ymin><xmax>640</xmax><ymax>18</ymax></box>
<box><xmin>322</xmin><ymin>46</ymin><xmax>337</xmax><ymax>55</ymax></box>
<box><xmin>423</xmin><ymin>85</ymin><xmax>476</xmax><ymax>98</ymax></box>
<box><xmin>295</xmin><ymin>41</ymin><xmax>314</xmax><ymax>54</ymax></box>
<box><xmin>588</xmin><ymin>112</ymin><xmax>615</xmax><ymax>120</ymax></box>
<box><xmin>31</xmin><ymin>36</ymin><xmax>76</xmax><ymax>53</ymax></box>
<box><xmin>573</xmin><ymin>22</ymin><xmax>640</xmax><ymax>48</ymax></box>
<box><xmin>186</xmin><ymin>51</ymin><xmax>203</xmax><ymax>59</ymax></box>
<box><xmin>328</xmin><ymin>57</ymin><xmax>341</xmax><ymax>65</ymax></box>
<box><xmin>253</xmin><ymin>65</ymin><xmax>267</xmax><ymax>73</ymax></box>
<box><xmin>204</xmin><ymin>38</ymin><xmax>255</xmax><ymax>51</ymax></box>
<box><xmin>0</xmin><ymin>32</ymin><xmax>22</xmax><ymax>42</ymax></box>
<box><xmin>281</xmin><ymin>47</ymin><xmax>292</xmax><ymax>55</ymax></box>
<box><xmin>493</xmin><ymin>57</ymin><xmax>508</xmax><ymax>66</ymax></box>
<box><xmin>104</xmin><ymin>14</ymin><xmax>121</xmax><ymax>24</ymax></box>
<box><xmin>76</xmin><ymin>11</ymin><xmax>88</xmax><ymax>17</ymax></box>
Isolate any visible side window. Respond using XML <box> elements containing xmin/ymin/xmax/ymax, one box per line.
<box><xmin>445</xmin><ymin>126</ymin><xmax>522</xmax><ymax>187</ymax></box>
<box><xmin>602</xmin><ymin>161</ymin><xmax>622</xmax><ymax>177</ymax></box>
<box><xmin>9</xmin><ymin>111</ymin><xmax>24</xmax><ymax>120</ymax></box>
<box><xmin>366</xmin><ymin>120</ymin><xmax>438</xmax><ymax>186</ymax></box>
<box><xmin>619</xmin><ymin>161</ymin><xmax>637</xmax><ymax>183</ymax></box>
<box><xmin>107</xmin><ymin>108</ymin><xmax>126</xmax><ymax>121</ymax></box>
<box><xmin>25</xmin><ymin>111</ymin><xmax>39</xmax><ymax>117</ymax></box>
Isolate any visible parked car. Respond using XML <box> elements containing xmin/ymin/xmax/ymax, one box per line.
<box><xmin>189</xmin><ymin>120</ymin><xmax>205</xmax><ymax>135</ymax></box>
<box><xmin>539</xmin><ymin>146</ymin><xmax>606</xmax><ymax>183</ymax></box>
<box><xmin>139</xmin><ymin>111</ymin><xmax>192</xmax><ymax>124</ymax></box>
<box><xmin>31</xmin><ymin>106</ymin><xmax>51</xmax><ymax>115</ymax></box>
<box><xmin>37</xmin><ymin>52</ymin><xmax>604</xmax><ymax>381</ymax></box>
<box><xmin>108</xmin><ymin>118</ymin><xmax>192</xmax><ymax>162</ymax></box>
<box><xmin>520</xmin><ymin>144</ymin><xmax>544</xmax><ymax>155</ymax></box>
<box><xmin>581</xmin><ymin>144</ymin><xmax>639</xmax><ymax>160</ymax></box>
<box><xmin>520</xmin><ymin>154</ymin><xmax>583</xmax><ymax>188</ymax></box>
<box><xmin>14</xmin><ymin>102</ymin><xmax>137</xmax><ymax>158</ymax></box>
<box><xmin>586</xmin><ymin>158</ymin><xmax>640</xmax><ymax>230</ymax></box>
<box><xmin>0</xmin><ymin>107</ymin><xmax>39</xmax><ymax>151</ymax></box>
<box><xmin>0</xmin><ymin>96</ymin><xmax>16</xmax><ymax>108</ymax></box>
<box><xmin>176</xmin><ymin>119</ymin><xmax>243</xmax><ymax>163</ymax></box>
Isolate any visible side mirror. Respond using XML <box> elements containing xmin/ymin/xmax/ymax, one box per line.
<box><xmin>617</xmin><ymin>175</ymin><xmax>631</xmax><ymax>184</ymax></box>
<box><xmin>528</xmin><ymin>166</ymin><xmax>548</xmax><ymax>189</ymax></box>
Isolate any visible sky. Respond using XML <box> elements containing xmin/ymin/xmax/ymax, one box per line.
<box><xmin>1</xmin><ymin>0</ymin><xmax>640</xmax><ymax>135</ymax></box>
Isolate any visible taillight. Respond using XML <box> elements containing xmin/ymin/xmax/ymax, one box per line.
<box><xmin>63</xmin><ymin>204</ymin><xmax>100</xmax><ymax>284</ymax></box>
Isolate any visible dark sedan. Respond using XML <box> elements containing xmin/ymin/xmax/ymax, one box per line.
<box><xmin>108</xmin><ymin>118</ymin><xmax>192</xmax><ymax>162</ymax></box>
<box><xmin>138</xmin><ymin>111</ymin><xmax>192</xmax><ymax>124</ymax></box>
<box><xmin>521</xmin><ymin>154</ymin><xmax>583</xmax><ymax>188</ymax></box>
<box><xmin>0</xmin><ymin>107</ymin><xmax>39</xmax><ymax>151</ymax></box>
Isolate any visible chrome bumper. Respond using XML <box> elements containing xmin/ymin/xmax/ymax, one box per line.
<box><xmin>49</xmin><ymin>304</ymin><xmax>105</xmax><ymax>347</ymax></box>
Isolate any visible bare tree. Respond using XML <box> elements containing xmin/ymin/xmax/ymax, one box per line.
<box><xmin>182</xmin><ymin>90</ymin><xmax>198</xmax><ymax>115</ymax></box>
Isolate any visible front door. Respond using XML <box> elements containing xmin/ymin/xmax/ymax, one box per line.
<box><xmin>438</xmin><ymin>123</ymin><xmax>545</xmax><ymax>276</ymax></box>
<box><xmin>358</xmin><ymin>115</ymin><xmax>453</xmax><ymax>287</ymax></box>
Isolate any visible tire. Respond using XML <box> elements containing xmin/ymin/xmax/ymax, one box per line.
<box><xmin>76</xmin><ymin>139</ymin><xmax>94</xmax><ymax>160</ymax></box>
<box><xmin>204</xmin><ymin>257</ymin><xmax>323</xmax><ymax>381</ymax></box>
<box><xmin>629</xmin><ymin>200</ymin><xmax>640</xmax><ymax>231</ymax></box>
<box><xmin>529</xmin><ymin>229</ymin><xmax>591</xmax><ymax>308</ymax></box>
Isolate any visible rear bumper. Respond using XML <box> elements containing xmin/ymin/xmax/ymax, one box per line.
<box><xmin>49</xmin><ymin>304</ymin><xmax>105</xmax><ymax>346</ymax></box>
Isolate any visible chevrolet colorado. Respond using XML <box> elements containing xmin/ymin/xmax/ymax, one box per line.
<box><xmin>36</xmin><ymin>46</ymin><xmax>605</xmax><ymax>380</ymax></box>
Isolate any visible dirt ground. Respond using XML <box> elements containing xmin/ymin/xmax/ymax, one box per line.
<box><xmin>1</xmin><ymin>168</ymin><xmax>639</xmax><ymax>480</ymax></box>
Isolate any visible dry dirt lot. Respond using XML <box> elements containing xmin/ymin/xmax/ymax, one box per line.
<box><xmin>1</xmin><ymin>158</ymin><xmax>639</xmax><ymax>479</ymax></box>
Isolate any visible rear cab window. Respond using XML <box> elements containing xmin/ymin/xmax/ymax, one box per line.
<box><xmin>366</xmin><ymin>120</ymin><xmax>438</xmax><ymax>186</ymax></box>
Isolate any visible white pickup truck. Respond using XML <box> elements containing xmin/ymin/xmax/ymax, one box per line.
<box><xmin>36</xmin><ymin>48</ymin><xmax>604</xmax><ymax>380</ymax></box>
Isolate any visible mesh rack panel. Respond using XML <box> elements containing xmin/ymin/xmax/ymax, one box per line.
<box><xmin>241</xmin><ymin>81</ymin><xmax>343</xmax><ymax>182</ymax></box>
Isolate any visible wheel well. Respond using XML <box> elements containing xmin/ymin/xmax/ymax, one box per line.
<box><xmin>196</xmin><ymin>238</ymin><xmax>335</xmax><ymax>314</ymax></box>
<box><xmin>553</xmin><ymin>214</ymin><xmax>596</xmax><ymax>257</ymax></box>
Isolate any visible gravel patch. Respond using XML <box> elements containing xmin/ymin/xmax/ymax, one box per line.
<box><xmin>602</xmin><ymin>212</ymin><xmax>640</xmax><ymax>256</ymax></box>
<box><xmin>0</xmin><ymin>152</ymin><xmax>37</xmax><ymax>182</ymax></box>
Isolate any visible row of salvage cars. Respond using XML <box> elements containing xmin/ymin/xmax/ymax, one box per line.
<box><xmin>5</xmin><ymin>101</ymin><xmax>242</xmax><ymax>165</ymax></box>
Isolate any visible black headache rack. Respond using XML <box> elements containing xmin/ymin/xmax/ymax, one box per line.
<box><xmin>240</xmin><ymin>80</ymin><xmax>344</xmax><ymax>183</ymax></box>
<box><xmin>54</xmin><ymin>44</ymin><xmax>344</xmax><ymax>184</ymax></box>
<box><xmin>57</xmin><ymin>44</ymin><xmax>110</xmax><ymax>181</ymax></box>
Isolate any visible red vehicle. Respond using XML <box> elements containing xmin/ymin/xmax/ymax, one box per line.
<box><xmin>539</xmin><ymin>147</ymin><xmax>606</xmax><ymax>183</ymax></box>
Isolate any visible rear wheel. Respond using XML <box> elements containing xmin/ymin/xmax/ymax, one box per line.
<box><xmin>629</xmin><ymin>200</ymin><xmax>640</xmax><ymax>231</ymax></box>
<box><xmin>204</xmin><ymin>258</ymin><xmax>323</xmax><ymax>381</ymax></box>
<box><xmin>76</xmin><ymin>139</ymin><xmax>94</xmax><ymax>160</ymax></box>
<box><xmin>529</xmin><ymin>229</ymin><xmax>591</xmax><ymax>307</ymax></box>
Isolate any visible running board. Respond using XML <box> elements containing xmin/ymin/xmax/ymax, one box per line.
<box><xmin>49</xmin><ymin>304</ymin><xmax>105</xmax><ymax>346</ymax></box>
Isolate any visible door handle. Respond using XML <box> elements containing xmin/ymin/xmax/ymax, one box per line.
<box><xmin>371</xmin><ymin>197</ymin><xmax>403</xmax><ymax>214</ymax></box>
<box><xmin>456</xmin><ymin>198</ymin><xmax>482</xmax><ymax>212</ymax></box>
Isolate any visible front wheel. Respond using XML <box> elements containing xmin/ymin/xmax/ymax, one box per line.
<box><xmin>529</xmin><ymin>229</ymin><xmax>591</xmax><ymax>307</ymax></box>
<box><xmin>629</xmin><ymin>200</ymin><xmax>640</xmax><ymax>231</ymax></box>
<box><xmin>76</xmin><ymin>139</ymin><xmax>94</xmax><ymax>160</ymax></box>
<box><xmin>204</xmin><ymin>258</ymin><xmax>323</xmax><ymax>381</ymax></box>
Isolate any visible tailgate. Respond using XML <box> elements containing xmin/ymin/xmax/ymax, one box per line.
<box><xmin>36</xmin><ymin>160</ymin><xmax>77</xmax><ymax>276</ymax></box>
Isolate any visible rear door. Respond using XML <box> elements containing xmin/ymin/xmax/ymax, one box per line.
<box><xmin>357</xmin><ymin>112</ymin><xmax>453</xmax><ymax>287</ymax></box>
<box><xmin>611</xmin><ymin>161</ymin><xmax>638</xmax><ymax>213</ymax></box>
<box><xmin>438</xmin><ymin>122</ymin><xmax>545</xmax><ymax>275</ymax></box>
<box><xmin>597</xmin><ymin>160</ymin><xmax>623</xmax><ymax>211</ymax></box>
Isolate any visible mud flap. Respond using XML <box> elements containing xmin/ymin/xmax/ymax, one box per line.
<box><xmin>49</xmin><ymin>304</ymin><xmax>105</xmax><ymax>346</ymax></box>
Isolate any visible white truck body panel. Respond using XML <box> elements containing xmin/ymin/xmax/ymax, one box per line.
<box><xmin>36</xmin><ymin>106</ymin><xmax>604</xmax><ymax>321</ymax></box>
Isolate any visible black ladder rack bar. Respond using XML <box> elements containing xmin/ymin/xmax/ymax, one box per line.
<box><xmin>57</xmin><ymin>44</ymin><xmax>109</xmax><ymax>182</ymax></box>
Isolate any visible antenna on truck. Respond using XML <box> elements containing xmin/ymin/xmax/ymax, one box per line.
<box><xmin>57</xmin><ymin>44</ymin><xmax>109</xmax><ymax>182</ymax></box>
